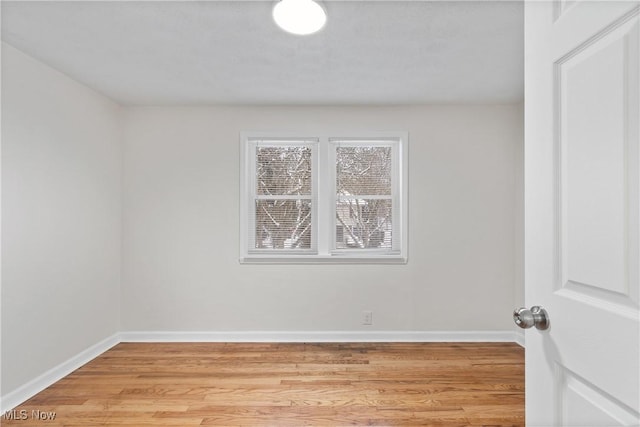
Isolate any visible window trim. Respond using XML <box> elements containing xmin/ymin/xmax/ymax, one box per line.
<box><xmin>240</xmin><ymin>131</ymin><xmax>408</xmax><ymax>264</ymax></box>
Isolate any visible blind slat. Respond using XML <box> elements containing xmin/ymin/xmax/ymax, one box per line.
<box><xmin>257</xmin><ymin>146</ymin><xmax>312</xmax><ymax>196</ymax></box>
<box><xmin>335</xmin><ymin>198</ymin><xmax>393</xmax><ymax>250</ymax></box>
<box><xmin>254</xmin><ymin>199</ymin><xmax>312</xmax><ymax>250</ymax></box>
<box><xmin>335</xmin><ymin>145</ymin><xmax>393</xmax><ymax>250</ymax></box>
<box><xmin>336</xmin><ymin>146</ymin><xmax>392</xmax><ymax>196</ymax></box>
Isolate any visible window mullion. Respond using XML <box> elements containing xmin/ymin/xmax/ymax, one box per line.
<box><xmin>317</xmin><ymin>137</ymin><xmax>331</xmax><ymax>255</ymax></box>
<box><xmin>310</xmin><ymin>141</ymin><xmax>319</xmax><ymax>254</ymax></box>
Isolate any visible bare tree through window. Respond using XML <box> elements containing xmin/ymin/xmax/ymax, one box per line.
<box><xmin>336</xmin><ymin>146</ymin><xmax>393</xmax><ymax>249</ymax></box>
<box><xmin>255</xmin><ymin>146</ymin><xmax>312</xmax><ymax>249</ymax></box>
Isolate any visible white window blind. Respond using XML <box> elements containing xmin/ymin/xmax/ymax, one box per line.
<box><xmin>333</xmin><ymin>142</ymin><xmax>396</xmax><ymax>252</ymax></box>
<box><xmin>240</xmin><ymin>133</ymin><xmax>407</xmax><ymax>263</ymax></box>
<box><xmin>247</xmin><ymin>140</ymin><xmax>318</xmax><ymax>254</ymax></box>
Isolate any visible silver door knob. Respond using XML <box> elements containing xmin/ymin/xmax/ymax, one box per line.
<box><xmin>513</xmin><ymin>306</ymin><xmax>550</xmax><ymax>330</ymax></box>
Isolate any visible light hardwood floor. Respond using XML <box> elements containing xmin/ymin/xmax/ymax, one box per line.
<box><xmin>3</xmin><ymin>342</ymin><xmax>524</xmax><ymax>426</ymax></box>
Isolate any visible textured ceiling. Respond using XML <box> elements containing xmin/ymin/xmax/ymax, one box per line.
<box><xmin>1</xmin><ymin>1</ymin><xmax>524</xmax><ymax>105</ymax></box>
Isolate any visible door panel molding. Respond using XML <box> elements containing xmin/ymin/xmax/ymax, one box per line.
<box><xmin>554</xmin><ymin>9</ymin><xmax>640</xmax><ymax>308</ymax></box>
<box><xmin>555</xmin><ymin>286</ymin><xmax>639</xmax><ymax>321</ymax></box>
<box><xmin>557</xmin><ymin>365</ymin><xmax>640</xmax><ymax>426</ymax></box>
<box><xmin>554</xmin><ymin>0</ymin><xmax>579</xmax><ymax>23</ymax></box>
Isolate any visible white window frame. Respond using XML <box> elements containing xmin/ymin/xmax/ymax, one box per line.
<box><xmin>240</xmin><ymin>131</ymin><xmax>408</xmax><ymax>264</ymax></box>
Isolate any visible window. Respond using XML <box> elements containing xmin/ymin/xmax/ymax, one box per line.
<box><xmin>240</xmin><ymin>132</ymin><xmax>408</xmax><ymax>263</ymax></box>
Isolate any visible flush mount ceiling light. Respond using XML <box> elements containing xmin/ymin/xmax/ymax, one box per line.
<box><xmin>272</xmin><ymin>0</ymin><xmax>327</xmax><ymax>36</ymax></box>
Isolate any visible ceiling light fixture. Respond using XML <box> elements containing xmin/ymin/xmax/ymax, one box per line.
<box><xmin>272</xmin><ymin>0</ymin><xmax>327</xmax><ymax>36</ymax></box>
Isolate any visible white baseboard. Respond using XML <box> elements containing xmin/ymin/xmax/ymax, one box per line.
<box><xmin>2</xmin><ymin>330</ymin><xmax>521</xmax><ymax>412</ymax></box>
<box><xmin>514</xmin><ymin>330</ymin><xmax>525</xmax><ymax>348</ymax></box>
<box><xmin>0</xmin><ymin>333</ymin><xmax>120</xmax><ymax>413</ymax></box>
<box><xmin>119</xmin><ymin>330</ymin><xmax>519</xmax><ymax>343</ymax></box>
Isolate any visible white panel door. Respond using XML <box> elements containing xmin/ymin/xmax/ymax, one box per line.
<box><xmin>524</xmin><ymin>1</ymin><xmax>640</xmax><ymax>425</ymax></box>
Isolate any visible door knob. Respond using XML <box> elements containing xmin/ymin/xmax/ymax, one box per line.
<box><xmin>513</xmin><ymin>306</ymin><xmax>550</xmax><ymax>330</ymax></box>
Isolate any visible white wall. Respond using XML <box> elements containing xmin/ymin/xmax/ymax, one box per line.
<box><xmin>122</xmin><ymin>105</ymin><xmax>523</xmax><ymax>333</ymax></box>
<box><xmin>1</xmin><ymin>44</ymin><xmax>122</xmax><ymax>394</ymax></box>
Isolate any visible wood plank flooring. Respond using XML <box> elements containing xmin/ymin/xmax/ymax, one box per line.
<box><xmin>3</xmin><ymin>342</ymin><xmax>524</xmax><ymax>426</ymax></box>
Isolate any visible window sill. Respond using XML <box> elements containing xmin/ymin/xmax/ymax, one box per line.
<box><xmin>239</xmin><ymin>255</ymin><xmax>408</xmax><ymax>265</ymax></box>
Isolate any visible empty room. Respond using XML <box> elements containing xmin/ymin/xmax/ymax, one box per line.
<box><xmin>1</xmin><ymin>0</ymin><xmax>638</xmax><ymax>426</ymax></box>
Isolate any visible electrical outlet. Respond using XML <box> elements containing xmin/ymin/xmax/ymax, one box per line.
<box><xmin>362</xmin><ymin>310</ymin><xmax>373</xmax><ymax>325</ymax></box>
